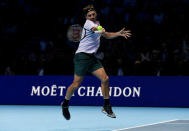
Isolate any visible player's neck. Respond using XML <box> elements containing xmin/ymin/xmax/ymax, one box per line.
<box><xmin>88</xmin><ymin>19</ymin><xmax>96</xmax><ymax>23</ymax></box>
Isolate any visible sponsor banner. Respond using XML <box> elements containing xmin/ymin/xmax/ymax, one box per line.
<box><xmin>0</xmin><ymin>76</ymin><xmax>189</xmax><ymax>107</ymax></box>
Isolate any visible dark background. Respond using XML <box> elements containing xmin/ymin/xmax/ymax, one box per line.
<box><xmin>1</xmin><ymin>0</ymin><xmax>189</xmax><ymax>76</ymax></box>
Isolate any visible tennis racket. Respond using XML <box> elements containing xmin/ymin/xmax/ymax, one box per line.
<box><xmin>67</xmin><ymin>24</ymin><xmax>95</xmax><ymax>43</ymax></box>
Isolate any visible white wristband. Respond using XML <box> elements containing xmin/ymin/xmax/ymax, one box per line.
<box><xmin>94</xmin><ymin>31</ymin><xmax>102</xmax><ymax>34</ymax></box>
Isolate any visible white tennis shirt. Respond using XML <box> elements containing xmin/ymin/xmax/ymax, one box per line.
<box><xmin>75</xmin><ymin>20</ymin><xmax>101</xmax><ymax>54</ymax></box>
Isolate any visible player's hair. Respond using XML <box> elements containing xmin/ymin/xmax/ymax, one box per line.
<box><xmin>83</xmin><ymin>5</ymin><xmax>95</xmax><ymax>16</ymax></box>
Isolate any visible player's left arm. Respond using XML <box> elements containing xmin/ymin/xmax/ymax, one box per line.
<box><xmin>101</xmin><ymin>28</ymin><xmax>131</xmax><ymax>39</ymax></box>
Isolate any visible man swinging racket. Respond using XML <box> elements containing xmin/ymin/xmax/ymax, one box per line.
<box><xmin>61</xmin><ymin>4</ymin><xmax>131</xmax><ymax>120</ymax></box>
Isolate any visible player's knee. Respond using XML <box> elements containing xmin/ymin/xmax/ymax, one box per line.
<box><xmin>101</xmin><ymin>76</ymin><xmax>109</xmax><ymax>85</ymax></box>
<box><xmin>72</xmin><ymin>77</ymin><xmax>83</xmax><ymax>88</ymax></box>
<box><xmin>72</xmin><ymin>81</ymin><xmax>81</xmax><ymax>88</ymax></box>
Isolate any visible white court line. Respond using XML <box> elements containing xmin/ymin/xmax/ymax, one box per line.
<box><xmin>164</xmin><ymin>123</ymin><xmax>189</xmax><ymax>124</ymax></box>
<box><xmin>112</xmin><ymin>119</ymin><xmax>179</xmax><ymax>131</ymax></box>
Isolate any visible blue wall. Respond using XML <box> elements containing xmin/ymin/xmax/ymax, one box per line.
<box><xmin>0</xmin><ymin>76</ymin><xmax>189</xmax><ymax>107</ymax></box>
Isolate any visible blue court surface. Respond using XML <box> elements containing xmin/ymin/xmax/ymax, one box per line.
<box><xmin>0</xmin><ymin>105</ymin><xmax>188</xmax><ymax>131</ymax></box>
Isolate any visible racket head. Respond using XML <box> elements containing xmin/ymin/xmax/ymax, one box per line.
<box><xmin>67</xmin><ymin>24</ymin><xmax>83</xmax><ymax>42</ymax></box>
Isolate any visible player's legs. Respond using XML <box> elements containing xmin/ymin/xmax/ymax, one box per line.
<box><xmin>92</xmin><ymin>68</ymin><xmax>109</xmax><ymax>99</ymax></box>
<box><xmin>65</xmin><ymin>74</ymin><xmax>84</xmax><ymax>100</ymax></box>
<box><xmin>92</xmin><ymin>68</ymin><xmax>116</xmax><ymax>118</ymax></box>
<box><xmin>61</xmin><ymin>74</ymin><xmax>84</xmax><ymax>120</ymax></box>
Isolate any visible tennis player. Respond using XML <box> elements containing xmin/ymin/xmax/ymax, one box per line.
<box><xmin>61</xmin><ymin>5</ymin><xmax>131</xmax><ymax>120</ymax></box>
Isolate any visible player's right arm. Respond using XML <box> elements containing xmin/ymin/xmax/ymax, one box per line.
<box><xmin>85</xmin><ymin>20</ymin><xmax>98</xmax><ymax>32</ymax></box>
<box><xmin>91</xmin><ymin>27</ymin><xmax>98</xmax><ymax>32</ymax></box>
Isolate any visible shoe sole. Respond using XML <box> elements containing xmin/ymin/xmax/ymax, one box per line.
<box><xmin>102</xmin><ymin>109</ymin><xmax>116</xmax><ymax>118</ymax></box>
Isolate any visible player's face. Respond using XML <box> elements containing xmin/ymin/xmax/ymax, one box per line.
<box><xmin>86</xmin><ymin>11</ymin><xmax>97</xmax><ymax>22</ymax></box>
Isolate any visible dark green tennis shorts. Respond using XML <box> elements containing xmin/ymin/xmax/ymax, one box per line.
<box><xmin>73</xmin><ymin>52</ymin><xmax>103</xmax><ymax>76</ymax></box>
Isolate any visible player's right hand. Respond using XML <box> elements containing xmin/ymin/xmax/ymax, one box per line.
<box><xmin>100</xmin><ymin>28</ymin><xmax>106</xmax><ymax>34</ymax></box>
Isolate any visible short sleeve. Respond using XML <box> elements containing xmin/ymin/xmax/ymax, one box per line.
<box><xmin>84</xmin><ymin>20</ymin><xmax>96</xmax><ymax>31</ymax></box>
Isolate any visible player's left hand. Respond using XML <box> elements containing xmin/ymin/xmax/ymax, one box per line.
<box><xmin>119</xmin><ymin>28</ymin><xmax>131</xmax><ymax>39</ymax></box>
